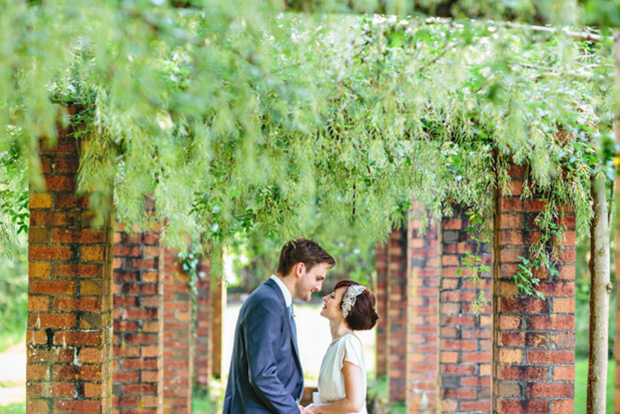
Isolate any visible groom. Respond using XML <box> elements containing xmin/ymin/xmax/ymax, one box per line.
<box><xmin>223</xmin><ymin>238</ymin><xmax>335</xmax><ymax>413</ymax></box>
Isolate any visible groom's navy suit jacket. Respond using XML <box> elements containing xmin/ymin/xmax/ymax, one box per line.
<box><xmin>223</xmin><ymin>278</ymin><xmax>303</xmax><ymax>413</ymax></box>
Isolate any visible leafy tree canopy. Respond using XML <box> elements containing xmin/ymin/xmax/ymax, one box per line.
<box><xmin>0</xmin><ymin>1</ymin><xmax>615</xmax><ymax>276</ymax></box>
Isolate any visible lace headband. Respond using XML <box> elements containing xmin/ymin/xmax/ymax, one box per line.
<box><xmin>342</xmin><ymin>285</ymin><xmax>366</xmax><ymax>318</ymax></box>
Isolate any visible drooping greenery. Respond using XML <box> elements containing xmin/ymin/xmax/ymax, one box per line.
<box><xmin>228</xmin><ymin>211</ymin><xmax>377</xmax><ymax>293</ymax></box>
<box><xmin>0</xmin><ymin>1</ymin><xmax>615</xmax><ymax>288</ymax></box>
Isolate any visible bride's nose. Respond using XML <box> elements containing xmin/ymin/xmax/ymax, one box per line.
<box><xmin>322</xmin><ymin>295</ymin><xmax>328</xmax><ymax>303</ymax></box>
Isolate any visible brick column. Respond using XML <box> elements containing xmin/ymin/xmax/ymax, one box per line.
<box><xmin>210</xmin><ymin>276</ymin><xmax>225</xmax><ymax>380</ymax></box>
<box><xmin>194</xmin><ymin>256</ymin><xmax>211</xmax><ymax>390</ymax></box>
<box><xmin>386</xmin><ymin>229</ymin><xmax>408</xmax><ymax>402</ymax></box>
<box><xmin>439</xmin><ymin>207</ymin><xmax>492</xmax><ymax>413</ymax></box>
<box><xmin>407</xmin><ymin>213</ymin><xmax>440</xmax><ymax>412</ymax></box>
<box><xmin>374</xmin><ymin>242</ymin><xmax>388</xmax><ymax>378</ymax></box>
<box><xmin>492</xmin><ymin>163</ymin><xmax>576</xmax><ymax>414</ymax></box>
<box><xmin>163</xmin><ymin>248</ymin><xmax>193</xmax><ymax>414</ymax></box>
<box><xmin>27</xmin><ymin>132</ymin><xmax>113</xmax><ymax>413</ymax></box>
<box><xmin>112</xmin><ymin>228</ymin><xmax>164</xmax><ymax>414</ymax></box>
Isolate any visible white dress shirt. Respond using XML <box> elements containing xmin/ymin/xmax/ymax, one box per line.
<box><xmin>270</xmin><ymin>274</ymin><xmax>292</xmax><ymax>307</ymax></box>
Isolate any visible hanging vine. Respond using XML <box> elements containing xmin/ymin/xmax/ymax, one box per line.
<box><xmin>0</xmin><ymin>2</ymin><xmax>614</xmax><ymax>287</ymax></box>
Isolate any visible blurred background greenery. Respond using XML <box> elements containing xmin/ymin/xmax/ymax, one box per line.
<box><xmin>0</xmin><ymin>239</ymin><xmax>27</xmax><ymax>354</ymax></box>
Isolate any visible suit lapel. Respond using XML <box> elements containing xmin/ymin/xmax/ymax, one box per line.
<box><xmin>263</xmin><ymin>279</ymin><xmax>302</xmax><ymax>369</ymax></box>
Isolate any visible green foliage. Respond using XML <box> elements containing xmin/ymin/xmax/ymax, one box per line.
<box><xmin>0</xmin><ymin>403</ymin><xmax>26</xmax><ymax>414</ymax></box>
<box><xmin>180</xmin><ymin>249</ymin><xmax>200</xmax><ymax>293</ymax></box>
<box><xmin>287</xmin><ymin>0</ymin><xmax>582</xmax><ymax>26</ymax></box>
<box><xmin>366</xmin><ymin>376</ymin><xmax>407</xmax><ymax>414</ymax></box>
<box><xmin>511</xmin><ymin>256</ymin><xmax>545</xmax><ymax>298</ymax></box>
<box><xmin>457</xmin><ymin>209</ymin><xmax>491</xmax><ymax>314</ymax></box>
<box><xmin>0</xmin><ymin>2</ymin><xmax>614</xmax><ymax>296</ymax></box>
<box><xmin>0</xmin><ymin>240</ymin><xmax>28</xmax><ymax>353</ymax></box>
<box><xmin>0</xmin><ymin>136</ymin><xmax>28</xmax><ymax>258</ymax></box>
<box><xmin>192</xmin><ymin>379</ymin><xmax>225</xmax><ymax>414</ymax></box>
<box><xmin>583</xmin><ymin>0</ymin><xmax>620</xmax><ymax>28</ymax></box>
<box><xmin>228</xmin><ymin>211</ymin><xmax>377</xmax><ymax>293</ymax></box>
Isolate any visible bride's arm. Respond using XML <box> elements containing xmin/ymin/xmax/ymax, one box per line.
<box><xmin>304</xmin><ymin>361</ymin><xmax>364</xmax><ymax>414</ymax></box>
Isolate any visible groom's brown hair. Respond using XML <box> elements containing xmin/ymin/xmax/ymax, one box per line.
<box><xmin>277</xmin><ymin>238</ymin><xmax>335</xmax><ymax>276</ymax></box>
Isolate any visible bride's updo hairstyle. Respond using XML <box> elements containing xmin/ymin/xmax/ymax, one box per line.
<box><xmin>335</xmin><ymin>280</ymin><xmax>380</xmax><ymax>331</ymax></box>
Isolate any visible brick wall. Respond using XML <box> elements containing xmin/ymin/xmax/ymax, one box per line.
<box><xmin>407</xmin><ymin>213</ymin><xmax>440</xmax><ymax>412</ymax></box>
<box><xmin>194</xmin><ymin>256</ymin><xmax>211</xmax><ymax>390</ymax></box>
<box><xmin>112</xmin><ymin>228</ymin><xmax>163</xmax><ymax>414</ymax></box>
<box><xmin>27</xmin><ymin>130</ymin><xmax>114</xmax><ymax>414</ymax></box>
<box><xmin>162</xmin><ymin>248</ymin><xmax>193</xmax><ymax>414</ymax></box>
<box><xmin>375</xmin><ymin>229</ymin><xmax>410</xmax><ymax>402</ymax></box>
<box><xmin>387</xmin><ymin>229</ymin><xmax>408</xmax><ymax>402</ymax></box>
<box><xmin>374</xmin><ymin>242</ymin><xmax>388</xmax><ymax>378</ymax></box>
<box><xmin>439</xmin><ymin>207</ymin><xmax>492</xmax><ymax>413</ymax></box>
<box><xmin>492</xmin><ymin>163</ymin><xmax>576</xmax><ymax>413</ymax></box>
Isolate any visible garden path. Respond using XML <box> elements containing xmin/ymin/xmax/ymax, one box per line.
<box><xmin>0</xmin><ymin>343</ymin><xmax>26</xmax><ymax>405</ymax></box>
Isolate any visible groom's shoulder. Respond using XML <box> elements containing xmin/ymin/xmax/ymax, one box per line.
<box><xmin>244</xmin><ymin>280</ymin><xmax>278</xmax><ymax>306</ymax></box>
<box><xmin>250</xmin><ymin>280</ymin><xmax>278</xmax><ymax>300</ymax></box>
<box><xmin>239</xmin><ymin>283</ymin><xmax>282</xmax><ymax>320</ymax></box>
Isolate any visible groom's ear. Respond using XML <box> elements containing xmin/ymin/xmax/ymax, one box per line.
<box><xmin>294</xmin><ymin>262</ymin><xmax>305</xmax><ymax>278</ymax></box>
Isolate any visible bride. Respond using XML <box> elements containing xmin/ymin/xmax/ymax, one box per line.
<box><xmin>304</xmin><ymin>280</ymin><xmax>379</xmax><ymax>414</ymax></box>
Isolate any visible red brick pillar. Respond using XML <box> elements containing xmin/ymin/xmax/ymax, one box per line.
<box><xmin>374</xmin><ymin>229</ymin><xmax>408</xmax><ymax>399</ymax></box>
<box><xmin>439</xmin><ymin>207</ymin><xmax>492</xmax><ymax>413</ymax></box>
<box><xmin>492</xmin><ymin>163</ymin><xmax>576</xmax><ymax>413</ymax></box>
<box><xmin>27</xmin><ymin>132</ymin><xmax>113</xmax><ymax>413</ymax></box>
<box><xmin>210</xmin><ymin>276</ymin><xmax>225</xmax><ymax>379</ymax></box>
<box><xmin>374</xmin><ymin>242</ymin><xmax>388</xmax><ymax>378</ymax></box>
<box><xmin>112</xmin><ymin>228</ymin><xmax>164</xmax><ymax>414</ymax></box>
<box><xmin>163</xmin><ymin>248</ymin><xmax>193</xmax><ymax>414</ymax></box>
<box><xmin>194</xmin><ymin>256</ymin><xmax>211</xmax><ymax>390</ymax></box>
<box><xmin>407</xmin><ymin>213</ymin><xmax>440</xmax><ymax>412</ymax></box>
<box><xmin>386</xmin><ymin>229</ymin><xmax>408</xmax><ymax>402</ymax></box>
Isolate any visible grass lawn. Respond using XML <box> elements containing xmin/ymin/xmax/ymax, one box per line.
<box><xmin>0</xmin><ymin>331</ymin><xmax>24</xmax><ymax>355</ymax></box>
<box><xmin>191</xmin><ymin>380</ymin><xmax>225</xmax><ymax>413</ymax></box>
<box><xmin>0</xmin><ymin>403</ymin><xmax>25</xmax><ymax>414</ymax></box>
<box><xmin>575</xmin><ymin>358</ymin><xmax>615</xmax><ymax>413</ymax></box>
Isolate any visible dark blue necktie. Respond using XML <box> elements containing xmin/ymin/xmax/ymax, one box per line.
<box><xmin>288</xmin><ymin>305</ymin><xmax>297</xmax><ymax>343</ymax></box>
<box><xmin>288</xmin><ymin>304</ymin><xmax>304</xmax><ymax>401</ymax></box>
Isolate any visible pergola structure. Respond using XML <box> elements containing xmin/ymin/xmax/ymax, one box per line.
<box><xmin>24</xmin><ymin>121</ymin><xmax>589</xmax><ymax>414</ymax></box>
<box><xmin>375</xmin><ymin>166</ymin><xmax>577</xmax><ymax>413</ymax></box>
<box><xmin>26</xmin><ymin>127</ymin><xmax>225</xmax><ymax>414</ymax></box>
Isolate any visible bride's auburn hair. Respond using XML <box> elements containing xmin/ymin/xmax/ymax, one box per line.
<box><xmin>335</xmin><ymin>280</ymin><xmax>380</xmax><ymax>331</ymax></box>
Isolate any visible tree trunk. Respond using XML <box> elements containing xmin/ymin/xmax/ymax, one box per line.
<box><xmin>614</xmin><ymin>31</ymin><xmax>620</xmax><ymax>414</ymax></box>
<box><xmin>615</xmin><ymin>164</ymin><xmax>620</xmax><ymax>414</ymax></box>
<box><xmin>587</xmin><ymin>171</ymin><xmax>611</xmax><ymax>414</ymax></box>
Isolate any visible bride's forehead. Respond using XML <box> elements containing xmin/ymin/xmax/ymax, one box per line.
<box><xmin>334</xmin><ymin>286</ymin><xmax>347</xmax><ymax>297</ymax></box>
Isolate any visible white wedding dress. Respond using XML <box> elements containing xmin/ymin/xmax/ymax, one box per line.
<box><xmin>312</xmin><ymin>333</ymin><xmax>368</xmax><ymax>414</ymax></box>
